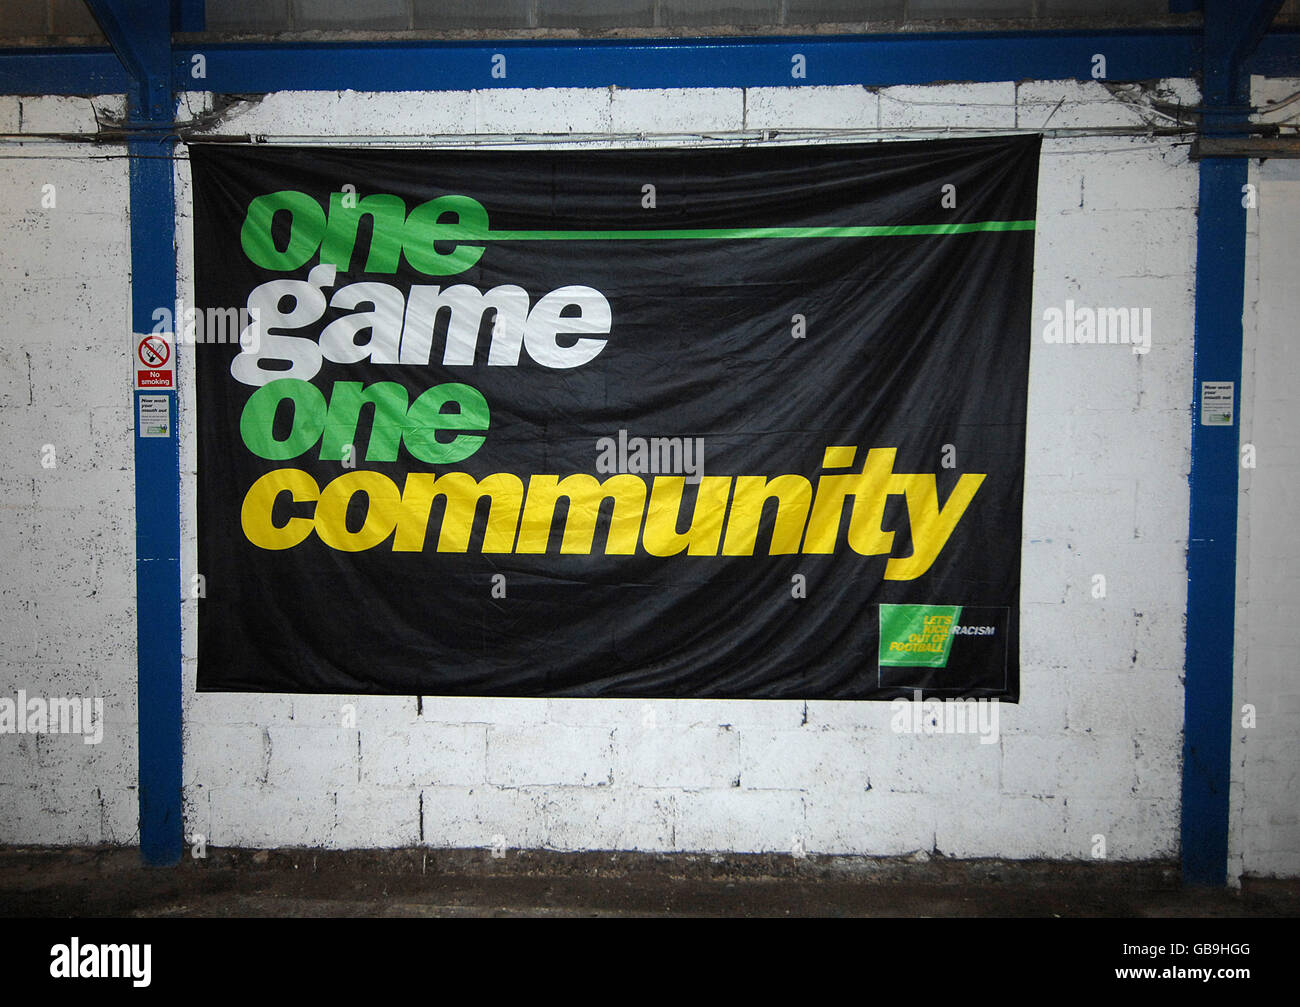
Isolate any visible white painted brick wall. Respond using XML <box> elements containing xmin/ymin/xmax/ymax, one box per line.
<box><xmin>1231</xmin><ymin>80</ymin><xmax>1300</xmax><ymax>880</ymax></box>
<box><xmin>0</xmin><ymin>99</ymin><xmax>137</xmax><ymax>846</ymax></box>
<box><xmin>168</xmin><ymin>81</ymin><xmax>1200</xmax><ymax>862</ymax></box>
<box><xmin>170</xmin><ymin>82</ymin><xmax>1196</xmax><ymax>862</ymax></box>
<box><xmin>6</xmin><ymin>77</ymin><xmax>1290</xmax><ymax>877</ymax></box>
<box><xmin>879</xmin><ymin>82</ymin><xmax>1017</xmax><ymax>130</ymax></box>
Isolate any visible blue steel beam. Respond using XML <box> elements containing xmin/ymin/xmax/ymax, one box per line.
<box><xmin>1</xmin><ymin>29</ymin><xmax>1202</xmax><ymax>96</ymax></box>
<box><xmin>169</xmin><ymin>29</ymin><xmax>1201</xmax><ymax>92</ymax></box>
<box><xmin>0</xmin><ymin>47</ymin><xmax>126</xmax><ymax>95</ymax></box>
<box><xmin>2</xmin><ymin>23</ymin><xmax>1296</xmax><ymax>100</ymax></box>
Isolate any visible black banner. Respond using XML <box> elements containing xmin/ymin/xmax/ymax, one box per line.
<box><xmin>190</xmin><ymin>135</ymin><xmax>1039</xmax><ymax>698</ymax></box>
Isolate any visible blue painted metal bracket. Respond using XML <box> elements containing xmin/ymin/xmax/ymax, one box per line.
<box><xmin>84</xmin><ymin>0</ymin><xmax>173</xmax><ymax>121</ymax></box>
<box><xmin>1220</xmin><ymin>0</ymin><xmax>1286</xmax><ymax>70</ymax></box>
<box><xmin>1248</xmin><ymin>27</ymin><xmax>1300</xmax><ymax>77</ymax></box>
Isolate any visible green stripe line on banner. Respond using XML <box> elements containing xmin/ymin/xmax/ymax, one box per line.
<box><xmin>481</xmin><ymin>220</ymin><xmax>1037</xmax><ymax>241</ymax></box>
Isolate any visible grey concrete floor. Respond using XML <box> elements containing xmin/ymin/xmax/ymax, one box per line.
<box><xmin>1</xmin><ymin>846</ymin><xmax>1297</xmax><ymax>917</ymax></box>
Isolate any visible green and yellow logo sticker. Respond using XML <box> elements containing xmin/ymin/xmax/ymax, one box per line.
<box><xmin>879</xmin><ymin>604</ymin><xmax>962</xmax><ymax>668</ymax></box>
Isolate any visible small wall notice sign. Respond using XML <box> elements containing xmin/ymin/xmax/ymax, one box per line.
<box><xmin>1201</xmin><ymin>381</ymin><xmax>1234</xmax><ymax>426</ymax></box>
<box><xmin>135</xmin><ymin>333</ymin><xmax>174</xmax><ymax>390</ymax></box>
<box><xmin>138</xmin><ymin>394</ymin><xmax>171</xmax><ymax>438</ymax></box>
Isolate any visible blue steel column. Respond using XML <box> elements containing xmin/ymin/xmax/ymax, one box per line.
<box><xmin>1182</xmin><ymin>161</ymin><xmax>1244</xmax><ymax>886</ymax></box>
<box><xmin>87</xmin><ymin>0</ymin><xmax>183</xmax><ymax>866</ymax></box>
<box><xmin>129</xmin><ymin>134</ymin><xmax>182</xmax><ymax>866</ymax></box>
<box><xmin>1181</xmin><ymin>0</ymin><xmax>1282</xmax><ymax>886</ymax></box>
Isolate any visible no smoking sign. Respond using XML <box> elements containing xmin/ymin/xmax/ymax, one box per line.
<box><xmin>135</xmin><ymin>333</ymin><xmax>174</xmax><ymax>389</ymax></box>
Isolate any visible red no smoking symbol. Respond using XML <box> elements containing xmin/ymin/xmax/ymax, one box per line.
<box><xmin>137</xmin><ymin>335</ymin><xmax>170</xmax><ymax>368</ymax></box>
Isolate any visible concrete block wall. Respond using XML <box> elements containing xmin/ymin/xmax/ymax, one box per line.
<box><xmin>170</xmin><ymin>79</ymin><xmax>1196</xmax><ymax>861</ymax></box>
<box><xmin>0</xmin><ymin>95</ymin><xmax>139</xmax><ymax>844</ymax></box>
<box><xmin>1231</xmin><ymin>76</ymin><xmax>1300</xmax><ymax>880</ymax></box>
<box><xmin>2</xmin><ymin>76</ymin><xmax>1292</xmax><ymax>877</ymax></box>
